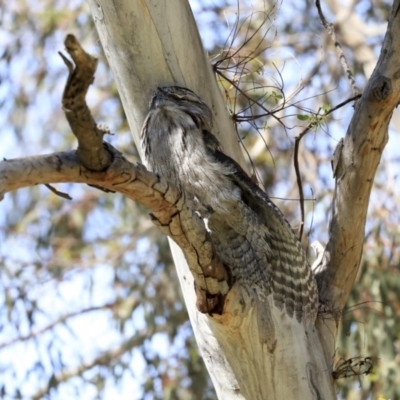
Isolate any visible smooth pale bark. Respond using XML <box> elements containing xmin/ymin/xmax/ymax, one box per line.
<box><xmin>85</xmin><ymin>1</ymin><xmax>336</xmax><ymax>398</ymax></box>
<box><xmin>86</xmin><ymin>0</ymin><xmax>243</xmax><ymax>162</ymax></box>
<box><xmin>318</xmin><ymin>0</ymin><xmax>400</xmax><ymax>314</ymax></box>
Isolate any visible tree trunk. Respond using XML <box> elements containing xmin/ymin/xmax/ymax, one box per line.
<box><xmin>84</xmin><ymin>0</ymin><xmax>400</xmax><ymax>398</ymax></box>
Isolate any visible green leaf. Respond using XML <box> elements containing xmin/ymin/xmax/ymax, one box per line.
<box><xmin>297</xmin><ymin>114</ymin><xmax>310</xmax><ymax>121</ymax></box>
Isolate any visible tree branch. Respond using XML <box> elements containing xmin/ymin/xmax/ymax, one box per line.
<box><xmin>60</xmin><ymin>34</ymin><xmax>112</xmax><ymax>171</ymax></box>
<box><xmin>293</xmin><ymin>94</ymin><xmax>361</xmax><ymax>240</ymax></box>
<box><xmin>317</xmin><ymin>0</ymin><xmax>400</xmax><ymax>311</ymax></box>
<box><xmin>0</xmin><ymin>146</ymin><xmax>229</xmax><ymax>313</ymax></box>
<box><xmin>1</xmin><ymin>32</ymin><xmax>230</xmax><ymax>314</ymax></box>
<box><xmin>315</xmin><ymin>0</ymin><xmax>359</xmax><ymax>96</ymax></box>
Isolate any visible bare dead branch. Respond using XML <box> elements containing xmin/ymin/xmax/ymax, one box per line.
<box><xmin>60</xmin><ymin>34</ymin><xmax>112</xmax><ymax>171</ymax></box>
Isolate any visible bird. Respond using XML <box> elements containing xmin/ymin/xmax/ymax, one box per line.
<box><xmin>140</xmin><ymin>86</ymin><xmax>318</xmax><ymax>323</ymax></box>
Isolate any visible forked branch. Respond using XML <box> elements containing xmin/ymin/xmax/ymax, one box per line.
<box><xmin>0</xmin><ymin>35</ymin><xmax>230</xmax><ymax>315</ymax></box>
<box><xmin>317</xmin><ymin>0</ymin><xmax>400</xmax><ymax>311</ymax></box>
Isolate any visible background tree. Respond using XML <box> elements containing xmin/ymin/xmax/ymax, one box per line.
<box><xmin>0</xmin><ymin>0</ymin><xmax>399</xmax><ymax>399</ymax></box>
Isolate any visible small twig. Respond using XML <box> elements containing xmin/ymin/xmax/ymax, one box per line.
<box><xmin>270</xmin><ymin>196</ymin><xmax>315</xmax><ymax>202</ymax></box>
<box><xmin>332</xmin><ymin>356</ymin><xmax>375</xmax><ymax>380</ymax></box>
<box><xmin>315</xmin><ymin>0</ymin><xmax>359</xmax><ymax>96</ymax></box>
<box><xmin>293</xmin><ymin>94</ymin><xmax>361</xmax><ymax>240</ymax></box>
<box><xmin>44</xmin><ymin>183</ymin><xmax>73</xmax><ymax>200</ymax></box>
<box><xmin>215</xmin><ymin>69</ymin><xmax>284</xmax><ymax>126</ymax></box>
<box><xmin>328</xmin><ymin>94</ymin><xmax>361</xmax><ymax>112</ymax></box>
<box><xmin>293</xmin><ymin>132</ymin><xmax>307</xmax><ymax>240</ymax></box>
<box><xmin>307</xmin><ymin>187</ymin><xmax>316</xmax><ymax>237</ymax></box>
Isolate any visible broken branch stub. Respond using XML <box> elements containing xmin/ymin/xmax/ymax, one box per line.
<box><xmin>59</xmin><ymin>34</ymin><xmax>111</xmax><ymax>171</ymax></box>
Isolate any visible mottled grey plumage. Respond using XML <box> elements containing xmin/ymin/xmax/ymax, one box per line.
<box><xmin>141</xmin><ymin>86</ymin><xmax>318</xmax><ymax>323</ymax></box>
